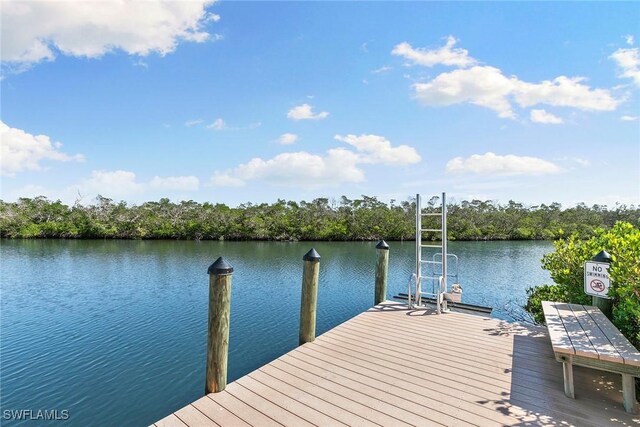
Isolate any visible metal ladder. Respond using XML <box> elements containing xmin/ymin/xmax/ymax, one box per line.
<box><xmin>408</xmin><ymin>192</ymin><xmax>454</xmax><ymax>314</ymax></box>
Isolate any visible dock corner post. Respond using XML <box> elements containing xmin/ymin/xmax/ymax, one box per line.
<box><xmin>205</xmin><ymin>256</ymin><xmax>233</xmax><ymax>394</ymax></box>
<box><xmin>375</xmin><ymin>240</ymin><xmax>390</xmax><ymax>305</ymax></box>
<box><xmin>299</xmin><ymin>248</ymin><xmax>321</xmax><ymax>346</ymax></box>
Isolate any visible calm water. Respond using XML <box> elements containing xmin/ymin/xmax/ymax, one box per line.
<box><xmin>1</xmin><ymin>240</ymin><xmax>552</xmax><ymax>426</ymax></box>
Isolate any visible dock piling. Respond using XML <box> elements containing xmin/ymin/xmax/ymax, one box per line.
<box><xmin>375</xmin><ymin>240</ymin><xmax>390</xmax><ymax>305</ymax></box>
<box><xmin>299</xmin><ymin>248</ymin><xmax>321</xmax><ymax>345</ymax></box>
<box><xmin>205</xmin><ymin>257</ymin><xmax>233</xmax><ymax>394</ymax></box>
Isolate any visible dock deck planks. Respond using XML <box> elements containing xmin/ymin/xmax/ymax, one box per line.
<box><xmin>154</xmin><ymin>302</ymin><xmax>639</xmax><ymax>427</ymax></box>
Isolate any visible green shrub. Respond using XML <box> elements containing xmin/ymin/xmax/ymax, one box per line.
<box><xmin>525</xmin><ymin>222</ymin><xmax>640</xmax><ymax>349</ymax></box>
<box><xmin>524</xmin><ymin>284</ymin><xmax>567</xmax><ymax>324</ymax></box>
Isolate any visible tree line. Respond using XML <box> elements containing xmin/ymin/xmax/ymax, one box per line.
<box><xmin>1</xmin><ymin>195</ymin><xmax>638</xmax><ymax>241</ymax></box>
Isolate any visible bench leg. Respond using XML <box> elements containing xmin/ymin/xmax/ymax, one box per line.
<box><xmin>563</xmin><ymin>362</ymin><xmax>575</xmax><ymax>398</ymax></box>
<box><xmin>622</xmin><ymin>374</ymin><xmax>637</xmax><ymax>414</ymax></box>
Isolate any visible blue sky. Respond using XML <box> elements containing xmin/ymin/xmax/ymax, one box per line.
<box><xmin>1</xmin><ymin>1</ymin><xmax>639</xmax><ymax>207</ymax></box>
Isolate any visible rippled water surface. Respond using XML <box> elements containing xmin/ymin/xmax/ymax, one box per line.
<box><xmin>1</xmin><ymin>240</ymin><xmax>552</xmax><ymax>426</ymax></box>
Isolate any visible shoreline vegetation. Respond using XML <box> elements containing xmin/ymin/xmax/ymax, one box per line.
<box><xmin>1</xmin><ymin>195</ymin><xmax>638</xmax><ymax>241</ymax></box>
<box><xmin>524</xmin><ymin>222</ymin><xmax>640</xmax><ymax>350</ymax></box>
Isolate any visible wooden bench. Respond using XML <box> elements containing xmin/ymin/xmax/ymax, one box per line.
<box><xmin>542</xmin><ymin>301</ymin><xmax>640</xmax><ymax>413</ymax></box>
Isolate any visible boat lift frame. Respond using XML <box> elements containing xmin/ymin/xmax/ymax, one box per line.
<box><xmin>408</xmin><ymin>192</ymin><xmax>449</xmax><ymax>314</ymax></box>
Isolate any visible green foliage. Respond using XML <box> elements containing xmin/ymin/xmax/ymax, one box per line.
<box><xmin>525</xmin><ymin>222</ymin><xmax>640</xmax><ymax>349</ymax></box>
<box><xmin>1</xmin><ymin>196</ymin><xmax>639</xmax><ymax>243</ymax></box>
<box><xmin>524</xmin><ymin>284</ymin><xmax>567</xmax><ymax>324</ymax></box>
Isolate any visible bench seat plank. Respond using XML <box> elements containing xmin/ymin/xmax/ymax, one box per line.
<box><xmin>543</xmin><ymin>301</ymin><xmax>639</xmax><ymax>414</ymax></box>
<box><xmin>541</xmin><ymin>301</ymin><xmax>574</xmax><ymax>355</ymax></box>
<box><xmin>585</xmin><ymin>306</ymin><xmax>640</xmax><ymax>367</ymax></box>
<box><xmin>567</xmin><ymin>304</ymin><xmax>622</xmax><ymax>363</ymax></box>
<box><xmin>555</xmin><ymin>303</ymin><xmax>599</xmax><ymax>359</ymax></box>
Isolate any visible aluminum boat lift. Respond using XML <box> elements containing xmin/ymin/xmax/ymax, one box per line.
<box><xmin>407</xmin><ymin>192</ymin><xmax>461</xmax><ymax>314</ymax></box>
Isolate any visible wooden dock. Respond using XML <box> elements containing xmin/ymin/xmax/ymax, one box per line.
<box><xmin>154</xmin><ymin>302</ymin><xmax>639</xmax><ymax>427</ymax></box>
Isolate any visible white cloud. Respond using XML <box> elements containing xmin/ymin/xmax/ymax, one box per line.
<box><xmin>2</xmin><ymin>172</ymin><xmax>199</xmax><ymax>203</ymax></box>
<box><xmin>1</xmin><ymin>1</ymin><xmax>218</xmax><ymax>70</ymax></box>
<box><xmin>513</xmin><ymin>76</ymin><xmax>621</xmax><ymax>110</ymax></box>
<box><xmin>0</xmin><ymin>121</ymin><xmax>84</xmax><ymax>177</ymax></box>
<box><xmin>372</xmin><ymin>66</ymin><xmax>393</xmax><ymax>74</ymax></box>
<box><xmin>287</xmin><ymin>104</ymin><xmax>329</xmax><ymax>120</ymax></box>
<box><xmin>398</xmin><ymin>36</ymin><xmax>623</xmax><ymax>119</ymax></box>
<box><xmin>621</xmin><ymin>115</ymin><xmax>638</xmax><ymax>121</ymax></box>
<box><xmin>334</xmin><ymin>134</ymin><xmax>421</xmax><ymax>165</ymax></box>
<box><xmin>71</xmin><ymin>171</ymin><xmax>199</xmax><ymax>199</ymax></box>
<box><xmin>185</xmin><ymin>119</ymin><xmax>204</xmax><ymax>127</ymax></box>
<box><xmin>530</xmin><ymin>109</ymin><xmax>564</xmax><ymax>124</ymax></box>
<box><xmin>149</xmin><ymin>176</ymin><xmax>199</xmax><ymax>191</ymax></box>
<box><xmin>207</xmin><ymin>118</ymin><xmax>226</xmax><ymax>130</ymax></box>
<box><xmin>391</xmin><ymin>36</ymin><xmax>477</xmax><ymax>68</ymax></box>
<box><xmin>413</xmin><ymin>66</ymin><xmax>516</xmax><ymax>118</ymax></box>
<box><xmin>573</xmin><ymin>158</ymin><xmax>590</xmax><ymax>167</ymax></box>
<box><xmin>277</xmin><ymin>133</ymin><xmax>298</xmax><ymax>145</ymax></box>
<box><xmin>610</xmin><ymin>47</ymin><xmax>640</xmax><ymax>87</ymax></box>
<box><xmin>211</xmin><ymin>173</ymin><xmax>245</xmax><ymax>187</ymax></box>
<box><xmin>626</xmin><ymin>35</ymin><xmax>635</xmax><ymax>46</ymax></box>
<box><xmin>79</xmin><ymin>170</ymin><xmax>144</xmax><ymax>197</ymax></box>
<box><xmin>212</xmin><ymin>133</ymin><xmax>420</xmax><ymax>187</ymax></box>
<box><xmin>199</xmin><ymin>119</ymin><xmax>258</xmax><ymax>131</ymax></box>
<box><xmin>446</xmin><ymin>152</ymin><xmax>562</xmax><ymax>176</ymax></box>
<box><xmin>133</xmin><ymin>59</ymin><xmax>148</xmax><ymax>69</ymax></box>
<box><xmin>212</xmin><ymin>149</ymin><xmax>364</xmax><ymax>188</ymax></box>
<box><xmin>554</xmin><ymin>156</ymin><xmax>592</xmax><ymax>168</ymax></box>
<box><xmin>412</xmin><ymin>66</ymin><xmax>621</xmax><ymax>119</ymax></box>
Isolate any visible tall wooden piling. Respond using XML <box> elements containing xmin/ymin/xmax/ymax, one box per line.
<box><xmin>205</xmin><ymin>257</ymin><xmax>233</xmax><ymax>394</ymax></box>
<box><xmin>375</xmin><ymin>240</ymin><xmax>390</xmax><ymax>305</ymax></box>
<box><xmin>299</xmin><ymin>248</ymin><xmax>321</xmax><ymax>345</ymax></box>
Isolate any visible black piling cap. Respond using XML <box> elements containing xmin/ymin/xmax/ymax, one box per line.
<box><xmin>376</xmin><ymin>240</ymin><xmax>390</xmax><ymax>250</ymax></box>
<box><xmin>591</xmin><ymin>250</ymin><xmax>612</xmax><ymax>263</ymax></box>
<box><xmin>303</xmin><ymin>248</ymin><xmax>321</xmax><ymax>261</ymax></box>
<box><xmin>208</xmin><ymin>257</ymin><xmax>234</xmax><ymax>275</ymax></box>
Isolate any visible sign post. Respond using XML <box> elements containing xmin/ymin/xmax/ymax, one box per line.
<box><xmin>584</xmin><ymin>250</ymin><xmax>612</xmax><ymax>317</ymax></box>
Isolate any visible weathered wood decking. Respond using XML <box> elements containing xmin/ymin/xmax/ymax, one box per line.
<box><xmin>155</xmin><ymin>302</ymin><xmax>640</xmax><ymax>427</ymax></box>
